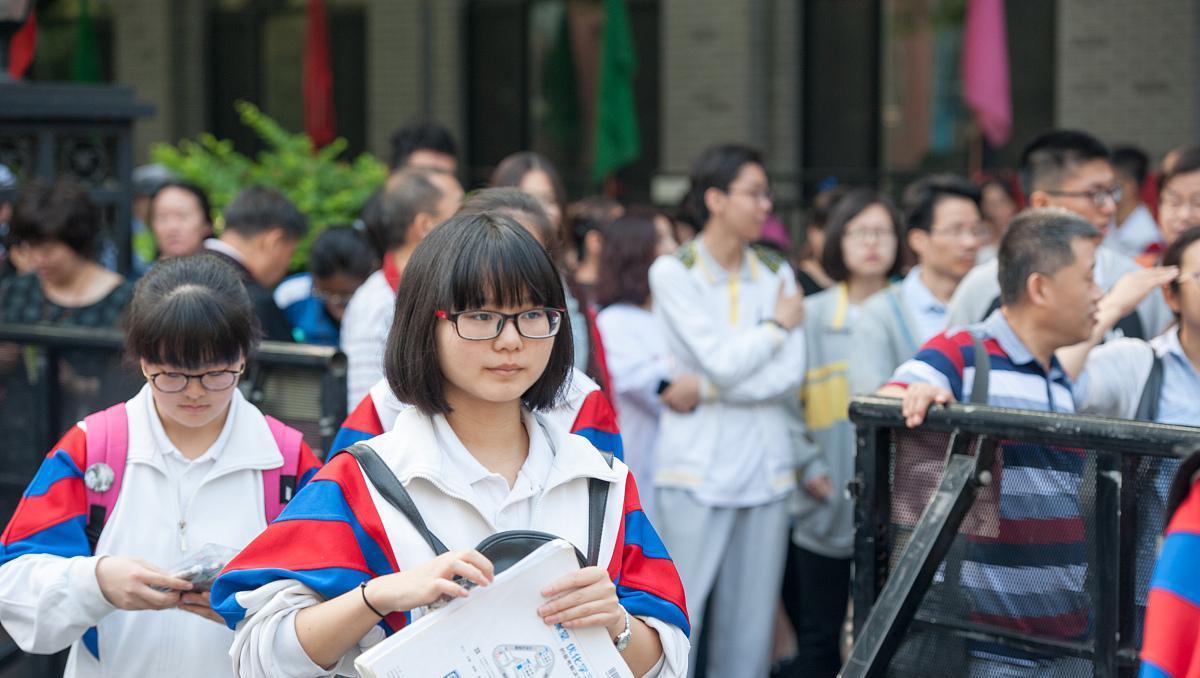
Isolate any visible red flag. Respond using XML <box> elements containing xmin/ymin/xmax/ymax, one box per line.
<box><xmin>961</xmin><ymin>0</ymin><xmax>1011</xmax><ymax>147</ymax></box>
<box><xmin>8</xmin><ymin>9</ymin><xmax>37</xmax><ymax>80</ymax></box>
<box><xmin>303</xmin><ymin>0</ymin><xmax>336</xmax><ymax>148</ymax></box>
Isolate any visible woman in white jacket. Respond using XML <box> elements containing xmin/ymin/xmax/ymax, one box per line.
<box><xmin>0</xmin><ymin>254</ymin><xmax>322</xmax><ymax>677</ymax></box>
<box><xmin>213</xmin><ymin>212</ymin><xmax>691</xmax><ymax>677</ymax></box>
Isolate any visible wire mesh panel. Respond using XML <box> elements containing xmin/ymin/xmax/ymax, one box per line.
<box><xmin>849</xmin><ymin>396</ymin><xmax>1200</xmax><ymax>678</ymax></box>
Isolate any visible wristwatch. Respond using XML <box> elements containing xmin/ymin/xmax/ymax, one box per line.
<box><xmin>613</xmin><ymin>607</ymin><xmax>632</xmax><ymax>652</ymax></box>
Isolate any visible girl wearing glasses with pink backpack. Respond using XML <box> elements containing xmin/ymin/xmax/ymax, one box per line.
<box><xmin>0</xmin><ymin>254</ymin><xmax>322</xmax><ymax>678</ymax></box>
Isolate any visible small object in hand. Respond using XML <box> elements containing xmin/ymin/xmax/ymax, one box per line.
<box><xmin>152</xmin><ymin>543</ymin><xmax>239</xmax><ymax>592</ymax></box>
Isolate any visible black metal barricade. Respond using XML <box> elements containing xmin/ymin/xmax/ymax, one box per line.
<box><xmin>0</xmin><ymin>323</ymin><xmax>347</xmax><ymax>674</ymax></box>
<box><xmin>842</xmin><ymin>395</ymin><xmax>1200</xmax><ymax>678</ymax></box>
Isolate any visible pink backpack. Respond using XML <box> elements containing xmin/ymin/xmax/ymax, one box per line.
<box><xmin>81</xmin><ymin>402</ymin><xmax>304</xmax><ymax>550</ymax></box>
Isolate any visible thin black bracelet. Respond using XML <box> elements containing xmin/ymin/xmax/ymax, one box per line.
<box><xmin>359</xmin><ymin>581</ymin><xmax>386</xmax><ymax>618</ymax></box>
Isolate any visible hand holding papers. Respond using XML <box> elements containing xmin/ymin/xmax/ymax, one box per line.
<box><xmin>355</xmin><ymin>539</ymin><xmax>635</xmax><ymax>678</ymax></box>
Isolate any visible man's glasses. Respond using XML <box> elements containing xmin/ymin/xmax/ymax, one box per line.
<box><xmin>1044</xmin><ymin>186</ymin><xmax>1123</xmax><ymax>208</ymax></box>
<box><xmin>143</xmin><ymin>365</ymin><xmax>245</xmax><ymax>393</ymax></box>
<box><xmin>436</xmin><ymin>308</ymin><xmax>566</xmax><ymax>340</ymax></box>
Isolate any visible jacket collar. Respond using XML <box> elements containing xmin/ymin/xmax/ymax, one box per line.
<box><xmin>376</xmin><ymin>407</ymin><xmax>624</xmax><ymax>500</ymax></box>
<box><xmin>126</xmin><ymin>386</ymin><xmax>286</xmax><ymax>478</ymax></box>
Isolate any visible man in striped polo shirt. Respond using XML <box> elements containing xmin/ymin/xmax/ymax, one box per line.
<box><xmin>879</xmin><ymin>209</ymin><xmax>1104</xmax><ymax>676</ymax></box>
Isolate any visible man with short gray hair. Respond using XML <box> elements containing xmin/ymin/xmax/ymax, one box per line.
<box><xmin>341</xmin><ymin>167</ymin><xmax>463</xmax><ymax>403</ymax></box>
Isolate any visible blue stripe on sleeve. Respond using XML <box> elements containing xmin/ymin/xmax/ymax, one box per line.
<box><xmin>572</xmin><ymin>428</ymin><xmax>624</xmax><ymax>463</ymax></box>
<box><xmin>212</xmin><ymin>566</ymin><xmax>374</xmax><ymax>628</ymax></box>
<box><xmin>0</xmin><ymin>516</ymin><xmax>90</xmax><ymax>565</ymax></box>
<box><xmin>274</xmin><ymin>479</ymin><xmax>395</xmax><ymax>579</ymax></box>
<box><xmin>623</xmin><ymin>510</ymin><xmax>672</xmax><ymax>561</ymax></box>
<box><xmin>330</xmin><ymin>427</ymin><xmax>375</xmax><ymax>453</ymax></box>
<box><xmin>1150</xmin><ymin>532</ymin><xmax>1200</xmax><ymax>607</ymax></box>
<box><xmin>617</xmin><ymin>584</ymin><xmax>691</xmax><ymax>638</ymax></box>
<box><xmin>24</xmin><ymin>449</ymin><xmax>84</xmax><ymax>498</ymax></box>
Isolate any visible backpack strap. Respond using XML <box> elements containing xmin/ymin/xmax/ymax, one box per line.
<box><xmin>83</xmin><ymin>403</ymin><xmax>130</xmax><ymax>552</ymax></box>
<box><xmin>339</xmin><ymin>444</ymin><xmax>450</xmax><ymax>556</ymax></box>
<box><xmin>586</xmin><ymin>451</ymin><xmax>615</xmax><ymax>568</ymax></box>
<box><xmin>969</xmin><ymin>331</ymin><xmax>989</xmax><ymax>405</ymax></box>
<box><xmin>263</xmin><ymin>415</ymin><xmax>304</xmax><ymax>524</ymax></box>
<box><xmin>1134</xmin><ymin>351</ymin><xmax>1165</xmax><ymax>423</ymax></box>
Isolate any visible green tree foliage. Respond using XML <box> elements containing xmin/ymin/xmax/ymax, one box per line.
<box><xmin>152</xmin><ymin>101</ymin><xmax>386</xmax><ymax>269</ymax></box>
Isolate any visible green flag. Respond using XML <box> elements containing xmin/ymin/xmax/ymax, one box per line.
<box><xmin>72</xmin><ymin>0</ymin><xmax>101</xmax><ymax>83</ymax></box>
<box><xmin>591</xmin><ymin>0</ymin><xmax>639</xmax><ymax>184</ymax></box>
<box><xmin>543</xmin><ymin>7</ymin><xmax>582</xmax><ymax>167</ymax></box>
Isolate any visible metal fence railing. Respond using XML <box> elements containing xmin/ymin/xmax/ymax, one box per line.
<box><xmin>0</xmin><ymin>323</ymin><xmax>347</xmax><ymax>675</ymax></box>
<box><xmin>842</xmin><ymin>395</ymin><xmax>1200</xmax><ymax>678</ymax></box>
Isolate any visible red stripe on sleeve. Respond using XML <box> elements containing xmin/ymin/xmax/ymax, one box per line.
<box><xmin>342</xmin><ymin>394</ymin><xmax>385</xmax><ymax>438</ymax></box>
<box><xmin>571</xmin><ymin>390</ymin><xmax>620</xmax><ymax>436</ymax></box>
<box><xmin>1142</xmin><ymin>587</ymin><xmax>1200</xmax><ymax>678</ymax></box>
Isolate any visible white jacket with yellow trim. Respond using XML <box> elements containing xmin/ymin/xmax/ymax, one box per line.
<box><xmin>647</xmin><ymin>239</ymin><xmax>805</xmax><ymax>508</ymax></box>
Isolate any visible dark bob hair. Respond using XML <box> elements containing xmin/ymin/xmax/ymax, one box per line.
<box><xmin>10</xmin><ymin>179</ymin><xmax>102</xmax><ymax>258</ymax></box>
<box><xmin>125</xmin><ymin>254</ymin><xmax>260</xmax><ymax>369</ymax></box>
<box><xmin>593</xmin><ymin>213</ymin><xmax>658</xmax><ymax>308</ymax></box>
<box><xmin>820</xmin><ymin>188</ymin><xmax>906</xmax><ymax>283</ymax></box>
<box><xmin>384</xmin><ymin>212</ymin><xmax>574</xmax><ymax>415</ymax></box>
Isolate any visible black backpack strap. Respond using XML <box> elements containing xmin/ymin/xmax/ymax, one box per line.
<box><xmin>1134</xmin><ymin>352</ymin><xmax>1165</xmax><ymax>422</ymax></box>
<box><xmin>969</xmin><ymin>331</ymin><xmax>989</xmax><ymax>405</ymax></box>
<box><xmin>586</xmin><ymin>451</ymin><xmax>615</xmax><ymax>567</ymax></box>
<box><xmin>339</xmin><ymin>444</ymin><xmax>449</xmax><ymax>556</ymax></box>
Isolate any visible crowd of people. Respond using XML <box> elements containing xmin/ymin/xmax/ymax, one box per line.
<box><xmin>0</xmin><ymin>120</ymin><xmax>1198</xmax><ymax>678</ymax></box>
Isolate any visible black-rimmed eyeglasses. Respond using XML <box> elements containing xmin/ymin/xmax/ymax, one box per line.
<box><xmin>436</xmin><ymin>308</ymin><xmax>566</xmax><ymax>340</ymax></box>
<box><xmin>143</xmin><ymin>365</ymin><xmax>245</xmax><ymax>393</ymax></box>
<box><xmin>1044</xmin><ymin>186</ymin><xmax>1123</xmax><ymax>208</ymax></box>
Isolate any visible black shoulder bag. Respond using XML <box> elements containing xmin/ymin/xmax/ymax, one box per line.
<box><xmin>337</xmin><ymin>443</ymin><xmax>613</xmax><ymax>574</ymax></box>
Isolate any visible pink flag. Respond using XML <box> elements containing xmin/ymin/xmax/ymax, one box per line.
<box><xmin>961</xmin><ymin>0</ymin><xmax>1011</xmax><ymax>147</ymax></box>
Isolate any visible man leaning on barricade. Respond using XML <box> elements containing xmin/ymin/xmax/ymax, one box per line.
<box><xmin>876</xmin><ymin>208</ymin><xmax>1169</xmax><ymax>676</ymax></box>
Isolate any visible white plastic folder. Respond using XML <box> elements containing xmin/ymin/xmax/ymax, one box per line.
<box><xmin>354</xmin><ymin>539</ymin><xmax>635</xmax><ymax>678</ymax></box>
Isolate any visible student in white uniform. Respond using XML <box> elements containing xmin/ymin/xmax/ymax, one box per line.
<box><xmin>213</xmin><ymin>212</ymin><xmax>691</xmax><ymax>678</ymax></box>
<box><xmin>648</xmin><ymin>144</ymin><xmax>806</xmax><ymax>678</ymax></box>
<box><xmin>0</xmin><ymin>254</ymin><xmax>322</xmax><ymax>678</ymax></box>
<box><xmin>594</xmin><ymin>209</ymin><xmax>681</xmax><ymax>515</ymax></box>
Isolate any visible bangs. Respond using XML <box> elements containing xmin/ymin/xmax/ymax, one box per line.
<box><xmin>443</xmin><ymin>221</ymin><xmax>564</xmax><ymax>312</ymax></box>
<box><xmin>128</xmin><ymin>284</ymin><xmax>256</xmax><ymax>370</ymax></box>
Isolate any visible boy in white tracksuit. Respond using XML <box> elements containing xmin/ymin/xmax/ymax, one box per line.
<box><xmin>648</xmin><ymin>144</ymin><xmax>806</xmax><ymax>678</ymax></box>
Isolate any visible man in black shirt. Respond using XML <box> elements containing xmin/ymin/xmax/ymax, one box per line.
<box><xmin>203</xmin><ymin>187</ymin><xmax>307</xmax><ymax>341</ymax></box>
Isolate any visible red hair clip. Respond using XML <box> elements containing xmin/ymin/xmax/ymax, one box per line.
<box><xmin>435</xmin><ymin>310</ymin><xmax>448</xmax><ymax>319</ymax></box>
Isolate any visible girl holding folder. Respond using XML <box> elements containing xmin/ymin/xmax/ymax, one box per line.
<box><xmin>214</xmin><ymin>212</ymin><xmax>691</xmax><ymax>677</ymax></box>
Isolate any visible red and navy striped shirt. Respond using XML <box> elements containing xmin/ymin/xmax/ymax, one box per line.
<box><xmin>887</xmin><ymin>310</ymin><xmax>1087</xmax><ymax>647</ymax></box>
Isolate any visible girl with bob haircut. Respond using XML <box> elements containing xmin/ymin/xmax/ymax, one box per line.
<box><xmin>215</xmin><ymin>213</ymin><xmax>691</xmax><ymax>677</ymax></box>
<box><xmin>331</xmin><ymin>188</ymin><xmax>625</xmax><ymax>469</ymax></box>
<box><xmin>0</xmin><ymin>254</ymin><xmax>323</xmax><ymax>678</ymax></box>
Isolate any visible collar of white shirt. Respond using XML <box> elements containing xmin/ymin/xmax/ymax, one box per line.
<box><xmin>432</xmin><ymin>409</ymin><xmax>555</xmax><ymax>499</ymax></box>
<box><xmin>145</xmin><ymin>384</ymin><xmax>238</xmax><ymax>467</ymax></box>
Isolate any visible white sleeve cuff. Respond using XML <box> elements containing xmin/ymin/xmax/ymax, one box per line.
<box><xmin>68</xmin><ymin>556</ymin><xmax>117</xmax><ymax>622</ymax></box>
